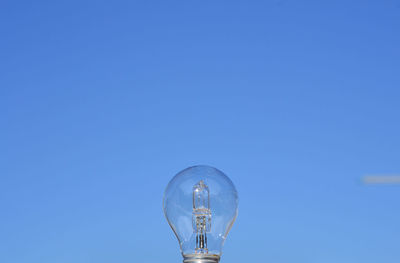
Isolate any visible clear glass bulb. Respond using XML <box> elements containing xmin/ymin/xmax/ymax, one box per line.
<box><xmin>163</xmin><ymin>165</ymin><xmax>238</xmax><ymax>263</ymax></box>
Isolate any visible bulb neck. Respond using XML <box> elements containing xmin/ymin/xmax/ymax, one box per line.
<box><xmin>183</xmin><ymin>254</ymin><xmax>220</xmax><ymax>263</ymax></box>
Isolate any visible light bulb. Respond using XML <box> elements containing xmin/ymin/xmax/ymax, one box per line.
<box><xmin>163</xmin><ymin>165</ymin><xmax>238</xmax><ymax>263</ymax></box>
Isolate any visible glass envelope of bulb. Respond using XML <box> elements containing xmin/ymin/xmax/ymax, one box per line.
<box><xmin>163</xmin><ymin>165</ymin><xmax>238</xmax><ymax>263</ymax></box>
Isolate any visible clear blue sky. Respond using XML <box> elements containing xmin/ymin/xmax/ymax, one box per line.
<box><xmin>1</xmin><ymin>0</ymin><xmax>399</xmax><ymax>262</ymax></box>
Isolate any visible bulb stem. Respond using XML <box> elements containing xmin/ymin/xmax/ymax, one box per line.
<box><xmin>183</xmin><ymin>254</ymin><xmax>220</xmax><ymax>263</ymax></box>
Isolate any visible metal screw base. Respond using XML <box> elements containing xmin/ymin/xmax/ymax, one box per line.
<box><xmin>183</xmin><ymin>254</ymin><xmax>220</xmax><ymax>263</ymax></box>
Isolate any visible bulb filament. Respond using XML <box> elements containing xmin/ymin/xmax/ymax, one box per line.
<box><xmin>192</xmin><ymin>180</ymin><xmax>211</xmax><ymax>254</ymax></box>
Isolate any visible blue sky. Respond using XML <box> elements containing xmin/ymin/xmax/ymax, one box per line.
<box><xmin>1</xmin><ymin>0</ymin><xmax>400</xmax><ymax>262</ymax></box>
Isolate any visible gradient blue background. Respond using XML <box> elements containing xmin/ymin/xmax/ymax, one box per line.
<box><xmin>1</xmin><ymin>0</ymin><xmax>399</xmax><ymax>262</ymax></box>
